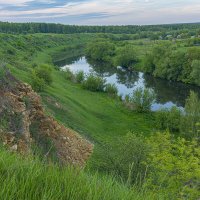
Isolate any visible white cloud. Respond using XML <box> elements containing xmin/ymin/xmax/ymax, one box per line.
<box><xmin>0</xmin><ymin>0</ymin><xmax>200</xmax><ymax>25</ymax></box>
<box><xmin>0</xmin><ymin>0</ymin><xmax>32</xmax><ymax>6</ymax></box>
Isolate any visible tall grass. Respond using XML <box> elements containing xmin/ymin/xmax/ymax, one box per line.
<box><xmin>0</xmin><ymin>148</ymin><xmax>155</xmax><ymax>200</ymax></box>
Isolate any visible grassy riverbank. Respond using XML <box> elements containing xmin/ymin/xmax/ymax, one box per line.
<box><xmin>4</xmin><ymin>33</ymin><xmax>154</xmax><ymax>171</ymax></box>
<box><xmin>1</xmin><ymin>32</ymin><xmax>199</xmax><ymax>199</ymax></box>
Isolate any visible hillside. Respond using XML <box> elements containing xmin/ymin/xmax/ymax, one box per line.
<box><xmin>0</xmin><ymin>31</ymin><xmax>199</xmax><ymax>199</ymax></box>
<box><xmin>0</xmin><ymin>67</ymin><xmax>93</xmax><ymax>165</ymax></box>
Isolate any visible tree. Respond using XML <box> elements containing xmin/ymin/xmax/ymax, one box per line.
<box><xmin>115</xmin><ymin>45</ymin><xmax>138</xmax><ymax>68</ymax></box>
<box><xmin>190</xmin><ymin>60</ymin><xmax>200</xmax><ymax>86</ymax></box>
<box><xmin>130</xmin><ymin>87</ymin><xmax>156</xmax><ymax>112</ymax></box>
<box><xmin>85</xmin><ymin>39</ymin><xmax>115</xmax><ymax>63</ymax></box>
<box><xmin>181</xmin><ymin>91</ymin><xmax>200</xmax><ymax>138</ymax></box>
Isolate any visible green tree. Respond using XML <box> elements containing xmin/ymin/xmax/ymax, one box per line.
<box><xmin>115</xmin><ymin>45</ymin><xmax>138</xmax><ymax>67</ymax></box>
<box><xmin>130</xmin><ymin>87</ymin><xmax>156</xmax><ymax>112</ymax></box>
<box><xmin>85</xmin><ymin>39</ymin><xmax>115</xmax><ymax>63</ymax></box>
<box><xmin>190</xmin><ymin>60</ymin><xmax>200</xmax><ymax>86</ymax></box>
<box><xmin>181</xmin><ymin>91</ymin><xmax>200</xmax><ymax>138</ymax></box>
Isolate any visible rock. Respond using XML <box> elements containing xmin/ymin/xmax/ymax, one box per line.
<box><xmin>0</xmin><ymin>75</ymin><xmax>93</xmax><ymax>166</ymax></box>
<box><xmin>10</xmin><ymin>144</ymin><xmax>18</xmax><ymax>151</ymax></box>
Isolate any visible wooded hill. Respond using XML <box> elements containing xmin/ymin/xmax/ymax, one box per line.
<box><xmin>0</xmin><ymin>21</ymin><xmax>200</xmax><ymax>35</ymax></box>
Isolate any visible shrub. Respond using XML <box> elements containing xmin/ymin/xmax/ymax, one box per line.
<box><xmin>31</xmin><ymin>71</ymin><xmax>46</xmax><ymax>92</ymax></box>
<box><xmin>34</xmin><ymin>64</ymin><xmax>53</xmax><ymax>85</ymax></box>
<box><xmin>63</xmin><ymin>68</ymin><xmax>75</xmax><ymax>81</ymax></box>
<box><xmin>105</xmin><ymin>83</ymin><xmax>118</xmax><ymax>97</ymax></box>
<box><xmin>82</xmin><ymin>74</ymin><xmax>105</xmax><ymax>92</ymax></box>
<box><xmin>114</xmin><ymin>133</ymin><xmax>150</xmax><ymax>186</ymax></box>
<box><xmin>146</xmin><ymin>132</ymin><xmax>200</xmax><ymax>200</ymax></box>
<box><xmin>130</xmin><ymin>87</ymin><xmax>156</xmax><ymax>112</ymax></box>
<box><xmin>75</xmin><ymin>71</ymin><xmax>85</xmax><ymax>83</ymax></box>
<box><xmin>155</xmin><ymin>106</ymin><xmax>182</xmax><ymax>132</ymax></box>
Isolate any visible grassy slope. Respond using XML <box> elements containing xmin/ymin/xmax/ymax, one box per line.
<box><xmin>42</xmin><ymin>71</ymin><xmax>154</xmax><ymax>169</ymax></box>
<box><xmin>0</xmin><ymin>147</ymin><xmax>156</xmax><ymax>200</ymax></box>
<box><xmin>0</xmin><ymin>33</ymin><xmax>161</xmax><ymax>199</ymax></box>
<box><xmin>4</xmin><ymin>33</ymin><xmax>154</xmax><ymax>171</ymax></box>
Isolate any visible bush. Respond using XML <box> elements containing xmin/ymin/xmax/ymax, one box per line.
<box><xmin>63</xmin><ymin>68</ymin><xmax>75</xmax><ymax>81</ymax></box>
<box><xmin>34</xmin><ymin>64</ymin><xmax>53</xmax><ymax>85</ymax></box>
<box><xmin>100</xmin><ymin>133</ymin><xmax>149</xmax><ymax>186</ymax></box>
<box><xmin>75</xmin><ymin>71</ymin><xmax>85</xmax><ymax>83</ymax></box>
<box><xmin>31</xmin><ymin>72</ymin><xmax>46</xmax><ymax>92</ymax></box>
<box><xmin>146</xmin><ymin>132</ymin><xmax>200</xmax><ymax>199</ymax></box>
<box><xmin>155</xmin><ymin>106</ymin><xmax>182</xmax><ymax>132</ymax></box>
<box><xmin>82</xmin><ymin>74</ymin><xmax>106</xmax><ymax>92</ymax></box>
<box><xmin>105</xmin><ymin>83</ymin><xmax>118</xmax><ymax>97</ymax></box>
<box><xmin>130</xmin><ymin>87</ymin><xmax>156</xmax><ymax>112</ymax></box>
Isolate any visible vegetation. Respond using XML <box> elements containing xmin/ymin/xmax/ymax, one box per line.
<box><xmin>181</xmin><ymin>91</ymin><xmax>200</xmax><ymax>138</ymax></box>
<box><xmin>31</xmin><ymin>71</ymin><xmax>46</xmax><ymax>92</ymax></box>
<box><xmin>104</xmin><ymin>83</ymin><xmax>118</xmax><ymax>97</ymax></box>
<box><xmin>127</xmin><ymin>88</ymin><xmax>156</xmax><ymax>112</ymax></box>
<box><xmin>115</xmin><ymin>45</ymin><xmax>138</xmax><ymax>68</ymax></box>
<box><xmin>34</xmin><ymin>64</ymin><xmax>53</xmax><ymax>85</ymax></box>
<box><xmin>75</xmin><ymin>71</ymin><xmax>85</xmax><ymax>83</ymax></box>
<box><xmin>1</xmin><ymin>24</ymin><xmax>200</xmax><ymax>199</ymax></box>
<box><xmin>155</xmin><ymin>106</ymin><xmax>182</xmax><ymax>132</ymax></box>
<box><xmin>1</xmin><ymin>21</ymin><xmax>200</xmax><ymax>39</ymax></box>
<box><xmin>85</xmin><ymin>39</ymin><xmax>115</xmax><ymax>63</ymax></box>
<box><xmin>145</xmin><ymin>132</ymin><xmax>200</xmax><ymax>199</ymax></box>
<box><xmin>82</xmin><ymin>74</ymin><xmax>106</xmax><ymax>92</ymax></box>
<box><xmin>0</xmin><ymin>147</ymin><xmax>153</xmax><ymax>200</ymax></box>
<box><xmin>63</xmin><ymin>68</ymin><xmax>75</xmax><ymax>81</ymax></box>
<box><xmin>31</xmin><ymin>64</ymin><xmax>53</xmax><ymax>92</ymax></box>
<box><xmin>143</xmin><ymin>44</ymin><xmax>200</xmax><ymax>86</ymax></box>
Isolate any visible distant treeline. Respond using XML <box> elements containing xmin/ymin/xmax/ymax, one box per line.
<box><xmin>0</xmin><ymin>21</ymin><xmax>200</xmax><ymax>35</ymax></box>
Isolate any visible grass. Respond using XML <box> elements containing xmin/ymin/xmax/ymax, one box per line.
<box><xmin>3</xmin><ymin>33</ymin><xmax>155</xmax><ymax>172</ymax></box>
<box><xmin>42</xmin><ymin>72</ymin><xmax>154</xmax><ymax>169</ymax></box>
<box><xmin>0</xmin><ymin>147</ymin><xmax>156</xmax><ymax>200</ymax></box>
<box><xmin>0</xmin><ymin>32</ymin><xmax>197</xmax><ymax>199</ymax></box>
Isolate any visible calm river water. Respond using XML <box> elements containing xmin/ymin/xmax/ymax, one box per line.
<box><xmin>57</xmin><ymin>57</ymin><xmax>200</xmax><ymax>111</ymax></box>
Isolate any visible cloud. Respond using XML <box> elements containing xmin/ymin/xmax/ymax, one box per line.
<box><xmin>0</xmin><ymin>0</ymin><xmax>200</xmax><ymax>25</ymax></box>
<box><xmin>0</xmin><ymin>0</ymin><xmax>32</xmax><ymax>6</ymax></box>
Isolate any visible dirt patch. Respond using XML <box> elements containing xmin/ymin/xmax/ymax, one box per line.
<box><xmin>0</xmin><ymin>69</ymin><xmax>93</xmax><ymax>166</ymax></box>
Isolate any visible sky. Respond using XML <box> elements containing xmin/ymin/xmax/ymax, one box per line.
<box><xmin>0</xmin><ymin>0</ymin><xmax>200</xmax><ymax>25</ymax></box>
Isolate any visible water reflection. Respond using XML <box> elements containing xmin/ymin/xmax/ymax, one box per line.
<box><xmin>61</xmin><ymin>57</ymin><xmax>200</xmax><ymax>111</ymax></box>
<box><xmin>144</xmin><ymin>74</ymin><xmax>200</xmax><ymax>108</ymax></box>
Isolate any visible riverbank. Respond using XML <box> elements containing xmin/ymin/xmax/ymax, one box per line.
<box><xmin>1</xmin><ymin>33</ymin><xmax>154</xmax><ymax>172</ymax></box>
<box><xmin>59</xmin><ymin>56</ymin><xmax>200</xmax><ymax>111</ymax></box>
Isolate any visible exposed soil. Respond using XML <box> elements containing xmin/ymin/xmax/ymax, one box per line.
<box><xmin>0</xmin><ymin>68</ymin><xmax>93</xmax><ymax>166</ymax></box>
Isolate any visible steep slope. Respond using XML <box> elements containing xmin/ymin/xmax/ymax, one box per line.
<box><xmin>0</xmin><ymin>67</ymin><xmax>93</xmax><ymax>166</ymax></box>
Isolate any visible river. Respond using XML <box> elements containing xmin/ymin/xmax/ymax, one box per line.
<box><xmin>56</xmin><ymin>57</ymin><xmax>200</xmax><ymax>111</ymax></box>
